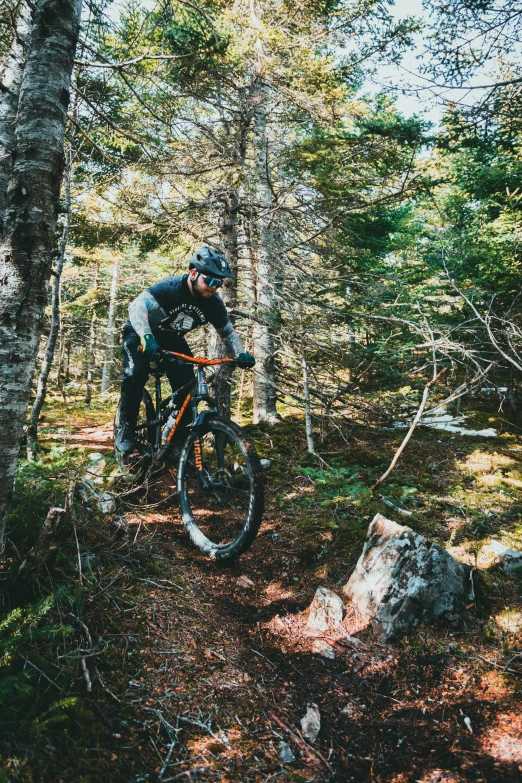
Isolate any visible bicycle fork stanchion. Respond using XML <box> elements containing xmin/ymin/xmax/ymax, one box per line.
<box><xmin>154</xmin><ymin>374</ymin><xmax>163</xmax><ymax>448</ymax></box>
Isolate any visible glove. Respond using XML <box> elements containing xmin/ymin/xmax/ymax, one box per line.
<box><xmin>236</xmin><ymin>352</ymin><xmax>256</xmax><ymax>369</ymax></box>
<box><xmin>140</xmin><ymin>334</ymin><xmax>162</xmax><ymax>363</ymax></box>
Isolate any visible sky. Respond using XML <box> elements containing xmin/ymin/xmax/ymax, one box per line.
<box><xmin>378</xmin><ymin>0</ymin><xmax>493</xmax><ymax>128</ymax></box>
<box><xmin>373</xmin><ymin>0</ymin><xmax>448</xmax><ymax>127</ymax></box>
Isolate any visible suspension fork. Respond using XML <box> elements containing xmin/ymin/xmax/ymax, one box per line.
<box><xmin>192</xmin><ymin>367</ymin><xmax>214</xmax><ymax>480</ymax></box>
<box><xmin>154</xmin><ymin>374</ymin><xmax>162</xmax><ymax>448</ymax></box>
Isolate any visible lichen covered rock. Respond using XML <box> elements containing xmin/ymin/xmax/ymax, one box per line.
<box><xmin>343</xmin><ymin>514</ymin><xmax>469</xmax><ymax>641</ymax></box>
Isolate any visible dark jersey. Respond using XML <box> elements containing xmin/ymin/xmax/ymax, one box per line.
<box><xmin>145</xmin><ymin>274</ymin><xmax>228</xmax><ymax>337</ymax></box>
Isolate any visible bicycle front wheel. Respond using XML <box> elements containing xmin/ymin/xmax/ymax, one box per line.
<box><xmin>177</xmin><ymin>417</ymin><xmax>264</xmax><ymax>561</ymax></box>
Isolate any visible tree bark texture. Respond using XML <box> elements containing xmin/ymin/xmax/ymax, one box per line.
<box><xmin>0</xmin><ymin>0</ymin><xmax>33</xmax><ymax>230</ymax></box>
<box><xmin>252</xmin><ymin>89</ymin><xmax>279</xmax><ymax>424</ymax></box>
<box><xmin>100</xmin><ymin>257</ymin><xmax>120</xmax><ymax>394</ymax></box>
<box><xmin>211</xmin><ymin>188</ymin><xmax>239</xmax><ymax>416</ymax></box>
<box><xmin>0</xmin><ymin>0</ymin><xmax>82</xmax><ymax>542</ymax></box>
<box><xmin>27</xmin><ymin>162</ymin><xmax>71</xmax><ymax>457</ymax></box>
<box><xmin>301</xmin><ymin>340</ymin><xmax>315</xmax><ymax>455</ymax></box>
<box><xmin>84</xmin><ymin>265</ymin><xmax>99</xmax><ymax>404</ymax></box>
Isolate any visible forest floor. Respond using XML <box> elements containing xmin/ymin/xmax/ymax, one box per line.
<box><xmin>2</xmin><ymin>397</ymin><xmax>522</xmax><ymax>783</ymax></box>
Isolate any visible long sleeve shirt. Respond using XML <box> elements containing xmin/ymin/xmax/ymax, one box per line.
<box><xmin>127</xmin><ymin>273</ymin><xmax>244</xmax><ymax>356</ymax></box>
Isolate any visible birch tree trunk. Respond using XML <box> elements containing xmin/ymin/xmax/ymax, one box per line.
<box><xmin>0</xmin><ymin>0</ymin><xmax>33</xmax><ymax>229</ymax></box>
<box><xmin>27</xmin><ymin>161</ymin><xmax>72</xmax><ymax>458</ymax></box>
<box><xmin>0</xmin><ymin>0</ymin><xmax>82</xmax><ymax>542</ymax></box>
<box><xmin>84</xmin><ymin>265</ymin><xmax>99</xmax><ymax>405</ymax></box>
<box><xmin>100</xmin><ymin>257</ymin><xmax>120</xmax><ymax>394</ymax></box>
<box><xmin>252</xmin><ymin>90</ymin><xmax>279</xmax><ymax>424</ymax></box>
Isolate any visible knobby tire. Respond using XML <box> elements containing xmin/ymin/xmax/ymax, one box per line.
<box><xmin>177</xmin><ymin>416</ymin><xmax>264</xmax><ymax>561</ymax></box>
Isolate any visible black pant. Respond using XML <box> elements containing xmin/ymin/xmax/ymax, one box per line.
<box><xmin>119</xmin><ymin>323</ymin><xmax>195</xmax><ymax>431</ymax></box>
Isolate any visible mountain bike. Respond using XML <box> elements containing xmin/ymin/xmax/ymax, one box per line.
<box><xmin>114</xmin><ymin>352</ymin><xmax>264</xmax><ymax>561</ymax></box>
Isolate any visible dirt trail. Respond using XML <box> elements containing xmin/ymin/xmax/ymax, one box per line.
<box><xmin>79</xmin><ymin>424</ymin><xmax>522</xmax><ymax>783</ymax></box>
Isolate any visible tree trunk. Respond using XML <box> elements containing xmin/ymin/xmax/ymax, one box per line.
<box><xmin>100</xmin><ymin>257</ymin><xmax>120</xmax><ymax>394</ymax></box>
<box><xmin>27</xmin><ymin>161</ymin><xmax>71</xmax><ymax>458</ymax></box>
<box><xmin>252</xmin><ymin>89</ymin><xmax>279</xmax><ymax>424</ymax></box>
<box><xmin>84</xmin><ymin>265</ymin><xmax>99</xmax><ymax>405</ymax></box>
<box><xmin>0</xmin><ymin>0</ymin><xmax>33</xmax><ymax>229</ymax></box>
<box><xmin>211</xmin><ymin>188</ymin><xmax>239</xmax><ymax>416</ymax></box>
<box><xmin>242</xmin><ymin>210</ymin><xmax>257</xmax><ymax>310</ymax></box>
<box><xmin>0</xmin><ymin>0</ymin><xmax>82</xmax><ymax>543</ymax></box>
<box><xmin>301</xmin><ymin>340</ymin><xmax>316</xmax><ymax>456</ymax></box>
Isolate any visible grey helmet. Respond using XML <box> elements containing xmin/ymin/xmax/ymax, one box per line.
<box><xmin>189</xmin><ymin>247</ymin><xmax>233</xmax><ymax>279</ymax></box>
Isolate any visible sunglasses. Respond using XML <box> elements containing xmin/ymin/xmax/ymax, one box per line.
<box><xmin>202</xmin><ymin>275</ymin><xmax>223</xmax><ymax>288</ymax></box>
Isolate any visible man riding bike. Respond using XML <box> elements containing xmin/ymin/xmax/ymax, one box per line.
<box><xmin>115</xmin><ymin>247</ymin><xmax>255</xmax><ymax>455</ymax></box>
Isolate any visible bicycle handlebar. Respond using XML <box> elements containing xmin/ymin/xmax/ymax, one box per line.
<box><xmin>137</xmin><ymin>345</ymin><xmax>234</xmax><ymax>366</ymax></box>
<box><xmin>162</xmin><ymin>350</ymin><xmax>234</xmax><ymax>366</ymax></box>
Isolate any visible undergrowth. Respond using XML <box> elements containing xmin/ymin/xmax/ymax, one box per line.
<box><xmin>0</xmin><ymin>450</ymin><xmax>131</xmax><ymax>783</ymax></box>
<box><xmin>1</xmin><ymin>397</ymin><xmax>521</xmax><ymax>780</ymax></box>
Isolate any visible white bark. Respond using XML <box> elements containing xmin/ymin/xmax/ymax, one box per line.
<box><xmin>27</xmin><ymin>161</ymin><xmax>71</xmax><ymax>457</ymax></box>
<box><xmin>241</xmin><ymin>211</ymin><xmax>257</xmax><ymax>310</ymax></box>
<box><xmin>84</xmin><ymin>265</ymin><xmax>99</xmax><ymax>404</ymax></box>
<box><xmin>301</xmin><ymin>341</ymin><xmax>315</xmax><ymax>455</ymax></box>
<box><xmin>100</xmin><ymin>257</ymin><xmax>120</xmax><ymax>394</ymax></box>
<box><xmin>0</xmin><ymin>0</ymin><xmax>33</xmax><ymax>227</ymax></box>
<box><xmin>0</xmin><ymin>0</ymin><xmax>82</xmax><ymax>541</ymax></box>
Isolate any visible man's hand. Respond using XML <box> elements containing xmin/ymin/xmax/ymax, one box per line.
<box><xmin>140</xmin><ymin>334</ymin><xmax>162</xmax><ymax>363</ymax></box>
<box><xmin>236</xmin><ymin>352</ymin><xmax>256</xmax><ymax>369</ymax></box>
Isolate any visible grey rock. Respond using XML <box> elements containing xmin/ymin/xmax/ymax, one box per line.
<box><xmin>279</xmin><ymin>741</ymin><xmax>295</xmax><ymax>764</ymax></box>
<box><xmin>260</xmin><ymin>458</ymin><xmax>271</xmax><ymax>470</ymax></box>
<box><xmin>98</xmin><ymin>492</ymin><xmax>116</xmax><ymax>514</ymax></box>
<box><xmin>343</xmin><ymin>635</ymin><xmax>367</xmax><ymax>650</ymax></box>
<box><xmin>110</xmin><ymin>515</ymin><xmax>129</xmax><ymax>538</ymax></box>
<box><xmin>311</xmin><ymin>639</ymin><xmax>336</xmax><ymax>658</ymax></box>
<box><xmin>486</xmin><ymin>539</ymin><xmax>522</xmax><ymax>574</ymax></box>
<box><xmin>343</xmin><ymin>514</ymin><xmax>469</xmax><ymax>641</ymax></box>
<box><xmin>89</xmin><ymin>452</ymin><xmax>105</xmax><ymax>463</ymax></box>
<box><xmin>307</xmin><ymin>586</ymin><xmax>345</xmax><ymax>632</ymax></box>
<box><xmin>300</xmin><ymin>703</ymin><xmax>321</xmax><ymax>743</ymax></box>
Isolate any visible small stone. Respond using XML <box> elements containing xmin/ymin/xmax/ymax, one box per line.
<box><xmin>236</xmin><ymin>575</ymin><xmax>254</xmax><ymax>589</ymax></box>
<box><xmin>301</xmin><ymin>703</ymin><xmax>321</xmax><ymax>743</ymax></box>
<box><xmin>342</xmin><ymin>703</ymin><xmax>355</xmax><ymax>716</ymax></box>
<box><xmin>98</xmin><ymin>492</ymin><xmax>116</xmax><ymax>514</ymax></box>
<box><xmin>279</xmin><ymin>741</ymin><xmax>295</xmax><ymax>764</ymax></box>
<box><xmin>485</xmin><ymin>540</ymin><xmax>522</xmax><ymax>574</ymax></box>
<box><xmin>89</xmin><ymin>452</ymin><xmax>105</xmax><ymax>462</ymax></box>
<box><xmin>312</xmin><ymin>639</ymin><xmax>335</xmax><ymax>659</ymax></box>
<box><xmin>344</xmin><ymin>635</ymin><xmax>367</xmax><ymax>650</ymax></box>
<box><xmin>260</xmin><ymin>458</ymin><xmax>271</xmax><ymax>470</ymax></box>
<box><xmin>307</xmin><ymin>586</ymin><xmax>345</xmax><ymax>632</ymax></box>
<box><xmin>110</xmin><ymin>516</ymin><xmax>129</xmax><ymax>538</ymax></box>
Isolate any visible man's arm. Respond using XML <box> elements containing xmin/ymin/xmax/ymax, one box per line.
<box><xmin>216</xmin><ymin>321</ymin><xmax>244</xmax><ymax>357</ymax></box>
<box><xmin>216</xmin><ymin>322</ymin><xmax>256</xmax><ymax>368</ymax></box>
<box><xmin>128</xmin><ymin>290</ymin><xmax>161</xmax><ymax>338</ymax></box>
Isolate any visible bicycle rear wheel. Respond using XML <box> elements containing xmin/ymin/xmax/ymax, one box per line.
<box><xmin>177</xmin><ymin>416</ymin><xmax>264</xmax><ymax>561</ymax></box>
